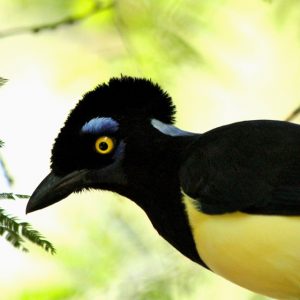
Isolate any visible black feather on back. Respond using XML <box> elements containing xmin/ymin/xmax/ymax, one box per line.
<box><xmin>180</xmin><ymin>120</ymin><xmax>300</xmax><ymax>215</ymax></box>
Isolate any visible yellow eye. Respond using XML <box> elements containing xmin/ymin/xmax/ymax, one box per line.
<box><xmin>95</xmin><ymin>136</ymin><xmax>115</xmax><ymax>154</ymax></box>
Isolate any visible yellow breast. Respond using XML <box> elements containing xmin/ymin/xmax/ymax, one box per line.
<box><xmin>183</xmin><ymin>195</ymin><xmax>300</xmax><ymax>300</ymax></box>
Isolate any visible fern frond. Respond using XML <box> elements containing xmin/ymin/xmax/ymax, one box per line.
<box><xmin>0</xmin><ymin>208</ymin><xmax>19</xmax><ymax>232</ymax></box>
<box><xmin>0</xmin><ymin>226</ymin><xmax>28</xmax><ymax>252</ymax></box>
<box><xmin>19</xmin><ymin>222</ymin><xmax>56</xmax><ymax>254</ymax></box>
<box><xmin>0</xmin><ymin>208</ymin><xmax>55</xmax><ymax>254</ymax></box>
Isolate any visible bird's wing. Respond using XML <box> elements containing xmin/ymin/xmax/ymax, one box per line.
<box><xmin>179</xmin><ymin>120</ymin><xmax>300</xmax><ymax>215</ymax></box>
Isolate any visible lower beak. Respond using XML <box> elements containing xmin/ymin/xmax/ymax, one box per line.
<box><xmin>26</xmin><ymin>170</ymin><xmax>89</xmax><ymax>214</ymax></box>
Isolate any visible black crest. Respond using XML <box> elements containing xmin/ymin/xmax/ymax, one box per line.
<box><xmin>64</xmin><ymin>76</ymin><xmax>176</xmax><ymax>131</ymax></box>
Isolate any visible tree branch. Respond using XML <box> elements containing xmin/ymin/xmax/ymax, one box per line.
<box><xmin>0</xmin><ymin>2</ymin><xmax>114</xmax><ymax>39</ymax></box>
<box><xmin>286</xmin><ymin>105</ymin><xmax>300</xmax><ymax>121</ymax></box>
<box><xmin>0</xmin><ymin>193</ymin><xmax>29</xmax><ymax>200</ymax></box>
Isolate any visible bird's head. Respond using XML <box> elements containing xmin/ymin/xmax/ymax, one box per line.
<box><xmin>26</xmin><ymin>76</ymin><xmax>188</xmax><ymax>213</ymax></box>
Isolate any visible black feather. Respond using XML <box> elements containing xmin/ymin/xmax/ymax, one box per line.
<box><xmin>65</xmin><ymin>76</ymin><xmax>175</xmax><ymax>131</ymax></box>
<box><xmin>180</xmin><ymin>120</ymin><xmax>300</xmax><ymax>215</ymax></box>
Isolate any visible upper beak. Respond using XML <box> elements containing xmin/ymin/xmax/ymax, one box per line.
<box><xmin>27</xmin><ymin>158</ymin><xmax>126</xmax><ymax>214</ymax></box>
<box><xmin>26</xmin><ymin>170</ymin><xmax>89</xmax><ymax>214</ymax></box>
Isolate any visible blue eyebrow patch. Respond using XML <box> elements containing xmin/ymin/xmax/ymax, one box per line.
<box><xmin>81</xmin><ymin>117</ymin><xmax>119</xmax><ymax>134</ymax></box>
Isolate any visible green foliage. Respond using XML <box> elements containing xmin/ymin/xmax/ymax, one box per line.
<box><xmin>0</xmin><ymin>137</ymin><xmax>55</xmax><ymax>253</ymax></box>
<box><xmin>0</xmin><ymin>206</ymin><xmax>56</xmax><ymax>254</ymax></box>
<box><xmin>0</xmin><ymin>77</ymin><xmax>7</xmax><ymax>86</ymax></box>
<box><xmin>20</xmin><ymin>285</ymin><xmax>76</xmax><ymax>300</ymax></box>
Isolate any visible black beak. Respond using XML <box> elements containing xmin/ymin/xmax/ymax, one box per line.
<box><xmin>26</xmin><ymin>170</ymin><xmax>89</xmax><ymax>214</ymax></box>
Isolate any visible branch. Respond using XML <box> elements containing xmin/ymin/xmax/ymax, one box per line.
<box><xmin>286</xmin><ymin>105</ymin><xmax>300</xmax><ymax>121</ymax></box>
<box><xmin>0</xmin><ymin>2</ymin><xmax>114</xmax><ymax>39</ymax></box>
<box><xmin>0</xmin><ymin>138</ymin><xmax>14</xmax><ymax>186</ymax></box>
<box><xmin>0</xmin><ymin>193</ymin><xmax>29</xmax><ymax>200</ymax></box>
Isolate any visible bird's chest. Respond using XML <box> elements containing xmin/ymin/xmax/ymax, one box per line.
<box><xmin>183</xmin><ymin>194</ymin><xmax>300</xmax><ymax>300</ymax></box>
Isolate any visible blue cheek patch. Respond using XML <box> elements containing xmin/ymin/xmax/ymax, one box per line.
<box><xmin>81</xmin><ymin>117</ymin><xmax>119</xmax><ymax>135</ymax></box>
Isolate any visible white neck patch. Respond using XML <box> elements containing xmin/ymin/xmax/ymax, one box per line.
<box><xmin>151</xmin><ymin>119</ymin><xmax>194</xmax><ymax>136</ymax></box>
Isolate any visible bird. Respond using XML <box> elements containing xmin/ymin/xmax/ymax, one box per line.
<box><xmin>26</xmin><ymin>76</ymin><xmax>300</xmax><ymax>299</ymax></box>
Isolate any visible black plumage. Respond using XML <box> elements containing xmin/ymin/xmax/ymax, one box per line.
<box><xmin>26</xmin><ymin>76</ymin><xmax>300</xmax><ymax>299</ymax></box>
<box><xmin>180</xmin><ymin>120</ymin><xmax>300</xmax><ymax>215</ymax></box>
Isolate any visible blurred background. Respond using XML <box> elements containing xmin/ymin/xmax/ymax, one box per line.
<box><xmin>0</xmin><ymin>0</ymin><xmax>300</xmax><ymax>299</ymax></box>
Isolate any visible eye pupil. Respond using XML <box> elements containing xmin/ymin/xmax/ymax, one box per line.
<box><xmin>99</xmin><ymin>142</ymin><xmax>108</xmax><ymax>151</ymax></box>
<box><xmin>95</xmin><ymin>136</ymin><xmax>115</xmax><ymax>154</ymax></box>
